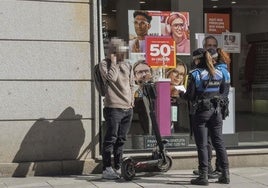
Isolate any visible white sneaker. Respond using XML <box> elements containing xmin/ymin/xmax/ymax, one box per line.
<box><xmin>115</xmin><ymin>168</ymin><xmax>121</xmax><ymax>177</ymax></box>
<box><xmin>102</xmin><ymin>167</ymin><xmax>120</xmax><ymax>180</ymax></box>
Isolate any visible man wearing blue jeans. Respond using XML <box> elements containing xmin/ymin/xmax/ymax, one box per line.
<box><xmin>99</xmin><ymin>37</ymin><xmax>135</xmax><ymax>179</ymax></box>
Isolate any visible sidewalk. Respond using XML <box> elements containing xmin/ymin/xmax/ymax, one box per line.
<box><xmin>0</xmin><ymin>167</ymin><xmax>267</xmax><ymax>188</ymax></box>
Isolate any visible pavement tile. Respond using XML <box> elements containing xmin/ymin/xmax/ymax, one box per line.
<box><xmin>47</xmin><ymin>176</ymin><xmax>96</xmax><ymax>188</ymax></box>
<box><xmin>0</xmin><ymin>183</ymin><xmax>7</xmax><ymax>188</ymax></box>
<box><xmin>0</xmin><ymin>168</ymin><xmax>267</xmax><ymax>188</ymax></box>
<box><xmin>0</xmin><ymin>177</ymin><xmax>53</xmax><ymax>188</ymax></box>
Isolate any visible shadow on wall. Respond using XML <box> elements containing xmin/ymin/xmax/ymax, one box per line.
<box><xmin>12</xmin><ymin>106</ymin><xmax>85</xmax><ymax>177</ymax></box>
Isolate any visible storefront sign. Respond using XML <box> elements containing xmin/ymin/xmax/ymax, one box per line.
<box><xmin>144</xmin><ymin>135</ymin><xmax>189</xmax><ymax>149</ymax></box>
<box><xmin>205</xmin><ymin>13</ymin><xmax>230</xmax><ymax>34</ymax></box>
<box><xmin>146</xmin><ymin>36</ymin><xmax>176</xmax><ymax>68</ymax></box>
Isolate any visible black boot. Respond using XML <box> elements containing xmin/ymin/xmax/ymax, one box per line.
<box><xmin>191</xmin><ymin>170</ymin><xmax>209</xmax><ymax>186</ymax></box>
<box><xmin>193</xmin><ymin>168</ymin><xmax>200</xmax><ymax>175</ymax></box>
<box><xmin>207</xmin><ymin>163</ymin><xmax>220</xmax><ymax>179</ymax></box>
<box><xmin>193</xmin><ymin>163</ymin><xmax>213</xmax><ymax>176</ymax></box>
<box><xmin>218</xmin><ymin>169</ymin><xmax>230</xmax><ymax>184</ymax></box>
<box><xmin>208</xmin><ymin>163</ymin><xmax>213</xmax><ymax>174</ymax></box>
<box><xmin>208</xmin><ymin>169</ymin><xmax>221</xmax><ymax>179</ymax></box>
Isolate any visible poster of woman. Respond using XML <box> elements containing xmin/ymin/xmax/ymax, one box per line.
<box><xmin>161</xmin><ymin>12</ymin><xmax>190</xmax><ymax>55</ymax></box>
<box><xmin>128</xmin><ymin>10</ymin><xmax>190</xmax><ymax>58</ymax></box>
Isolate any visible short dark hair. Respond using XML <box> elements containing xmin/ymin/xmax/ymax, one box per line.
<box><xmin>133</xmin><ymin>10</ymin><xmax>152</xmax><ymax>23</ymax></box>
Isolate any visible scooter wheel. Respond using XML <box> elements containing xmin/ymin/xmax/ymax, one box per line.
<box><xmin>121</xmin><ymin>158</ymin><xmax>136</xmax><ymax>181</ymax></box>
<box><xmin>157</xmin><ymin>154</ymin><xmax>172</xmax><ymax>172</ymax></box>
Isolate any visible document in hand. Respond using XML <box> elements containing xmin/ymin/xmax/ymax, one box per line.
<box><xmin>174</xmin><ymin>85</ymin><xmax>186</xmax><ymax>93</ymax></box>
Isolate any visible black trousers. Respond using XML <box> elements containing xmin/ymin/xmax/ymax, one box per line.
<box><xmin>102</xmin><ymin>107</ymin><xmax>133</xmax><ymax>170</ymax></box>
<box><xmin>207</xmin><ymin>134</ymin><xmax>222</xmax><ymax>171</ymax></box>
<box><xmin>193</xmin><ymin>108</ymin><xmax>229</xmax><ymax>172</ymax></box>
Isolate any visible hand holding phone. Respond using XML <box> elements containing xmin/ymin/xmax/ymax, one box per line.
<box><xmin>111</xmin><ymin>53</ymin><xmax>117</xmax><ymax>64</ymax></box>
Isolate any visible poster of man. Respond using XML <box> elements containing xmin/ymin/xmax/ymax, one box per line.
<box><xmin>128</xmin><ymin>10</ymin><xmax>161</xmax><ymax>54</ymax></box>
<box><xmin>195</xmin><ymin>33</ymin><xmax>223</xmax><ymax>49</ymax></box>
<box><xmin>128</xmin><ymin>10</ymin><xmax>190</xmax><ymax>58</ymax></box>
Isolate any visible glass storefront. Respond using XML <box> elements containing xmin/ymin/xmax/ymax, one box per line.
<box><xmin>101</xmin><ymin>0</ymin><xmax>268</xmax><ymax>152</ymax></box>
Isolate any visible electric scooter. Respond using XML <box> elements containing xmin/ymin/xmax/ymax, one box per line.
<box><xmin>121</xmin><ymin>82</ymin><xmax>173</xmax><ymax>181</ymax></box>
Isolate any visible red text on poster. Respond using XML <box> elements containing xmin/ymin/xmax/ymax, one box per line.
<box><xmin>146</xmin><ymin>36</ymin><xmax>176</xmax><ymax>68</ymax></box>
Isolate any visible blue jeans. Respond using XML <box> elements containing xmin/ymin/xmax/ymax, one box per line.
<box><xmin>102</xmin><ymin>107</ymin><xmax>133</xmax><ymax>170</ymax></box>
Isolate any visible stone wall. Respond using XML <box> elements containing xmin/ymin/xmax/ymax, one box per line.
<box><xmin>0</xmin><ymin>0</ymin><xmax>98</xmax><ymax>176</ymax></box>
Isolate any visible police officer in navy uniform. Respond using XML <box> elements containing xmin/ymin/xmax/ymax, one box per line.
<box><xmin>183</xmin><ymin>48</ymin><xmax>230</xmax><ymax>185</ymax></box>
<box><xmin>207</xmin><ymin>47</ymin><xmax>231</xmax><ymax>177</ymax></box>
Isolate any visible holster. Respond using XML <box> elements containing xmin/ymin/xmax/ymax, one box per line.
<box><xmin>220</xmin><ymin>98</ymin><xmax>229</xmax><ymax>120</ymax></box>
<box><xmin>196</xmin><ymin>99</ymin><xmax>212</xmax><ymax>112</ymax></box>
<box><xmin>211</xmin><ymin>97</ymin><xmax>221</xmax><ymax>115</ymax></box>
<box><xmin>189</xmin><ymin>101</ymin><xmax>198</xmax><ymax>115</ymax></box>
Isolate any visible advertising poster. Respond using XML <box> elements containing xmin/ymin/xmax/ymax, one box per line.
<box><xmin>195</xmin><ymin>33</ymin><xmax>223</xmax><ymax>49</ymax></box>
<box><xmin>222</xmin><ymin>32</ymin><xmax>241</xmax><ymax>53</ymax></box>
<box><xmin>204</xmin><ymin>13</ymin><xmax>230</xmax><ymax>34</ymax></box>
<box><xmin>128</xmin><ymin>10</ymin><xmax>190</xmax><ymax>61</ymax></box>
<box><xmin>146</xmin><ymin>36</ymin><xmax>176</xmax><ymax>68</ymax></box>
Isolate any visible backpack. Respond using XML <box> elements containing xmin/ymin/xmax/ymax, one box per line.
<box><xmin>93</xmin><ymin>59</ymin><xmax>111</xmax><ymax>96</ymax></box>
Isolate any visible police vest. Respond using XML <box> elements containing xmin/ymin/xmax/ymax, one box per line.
<box><xmin>215</xmin><ymin>62</ymin><xmax>231</xmax><ymax>84</ymax></box>
<box><xmin>191</xmin><ymin>68</ymin><xmax>223</xmax><ymax>97</ymax></box>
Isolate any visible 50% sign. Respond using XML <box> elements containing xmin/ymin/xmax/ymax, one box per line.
<box><xmin>146</xmin><ymin>36</ymin><xmax>176</xmax><ymax>68</ymax></box>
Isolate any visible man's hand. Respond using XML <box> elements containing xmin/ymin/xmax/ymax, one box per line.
<box><xmin>111</xmin><ymin>54</ymin><xmax>117</xmax><ymax>64</ymax></box>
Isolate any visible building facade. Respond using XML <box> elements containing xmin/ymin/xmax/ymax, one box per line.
<box><xmin>0</xmin><ymin>0</ymin><xmax>267</xmax><ymax>176</ymax></box>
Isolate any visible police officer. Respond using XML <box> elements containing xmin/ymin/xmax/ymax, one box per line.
<box><xmin>183</xmin><ymin>48</ymin><xmax>230</xmax><ymax>185</ymax></box>
<box><xmin>192</xmin><ymin>44</ymin><xmax>231</xmax><ymax>179</ymax></box>
<box><xmin>208</xmin><ymin>47</ymin><xmax>231</xmax><ymax>120</ymax></box>
<box><xmin>206</xmin><ymin>47</ymin><xmax>231</xmax><ymax>177</ymax></box>
<box><xmin>215</xmin><ymin>48</ymin><xmax>231</xmax><ymax>120</ymax></box>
